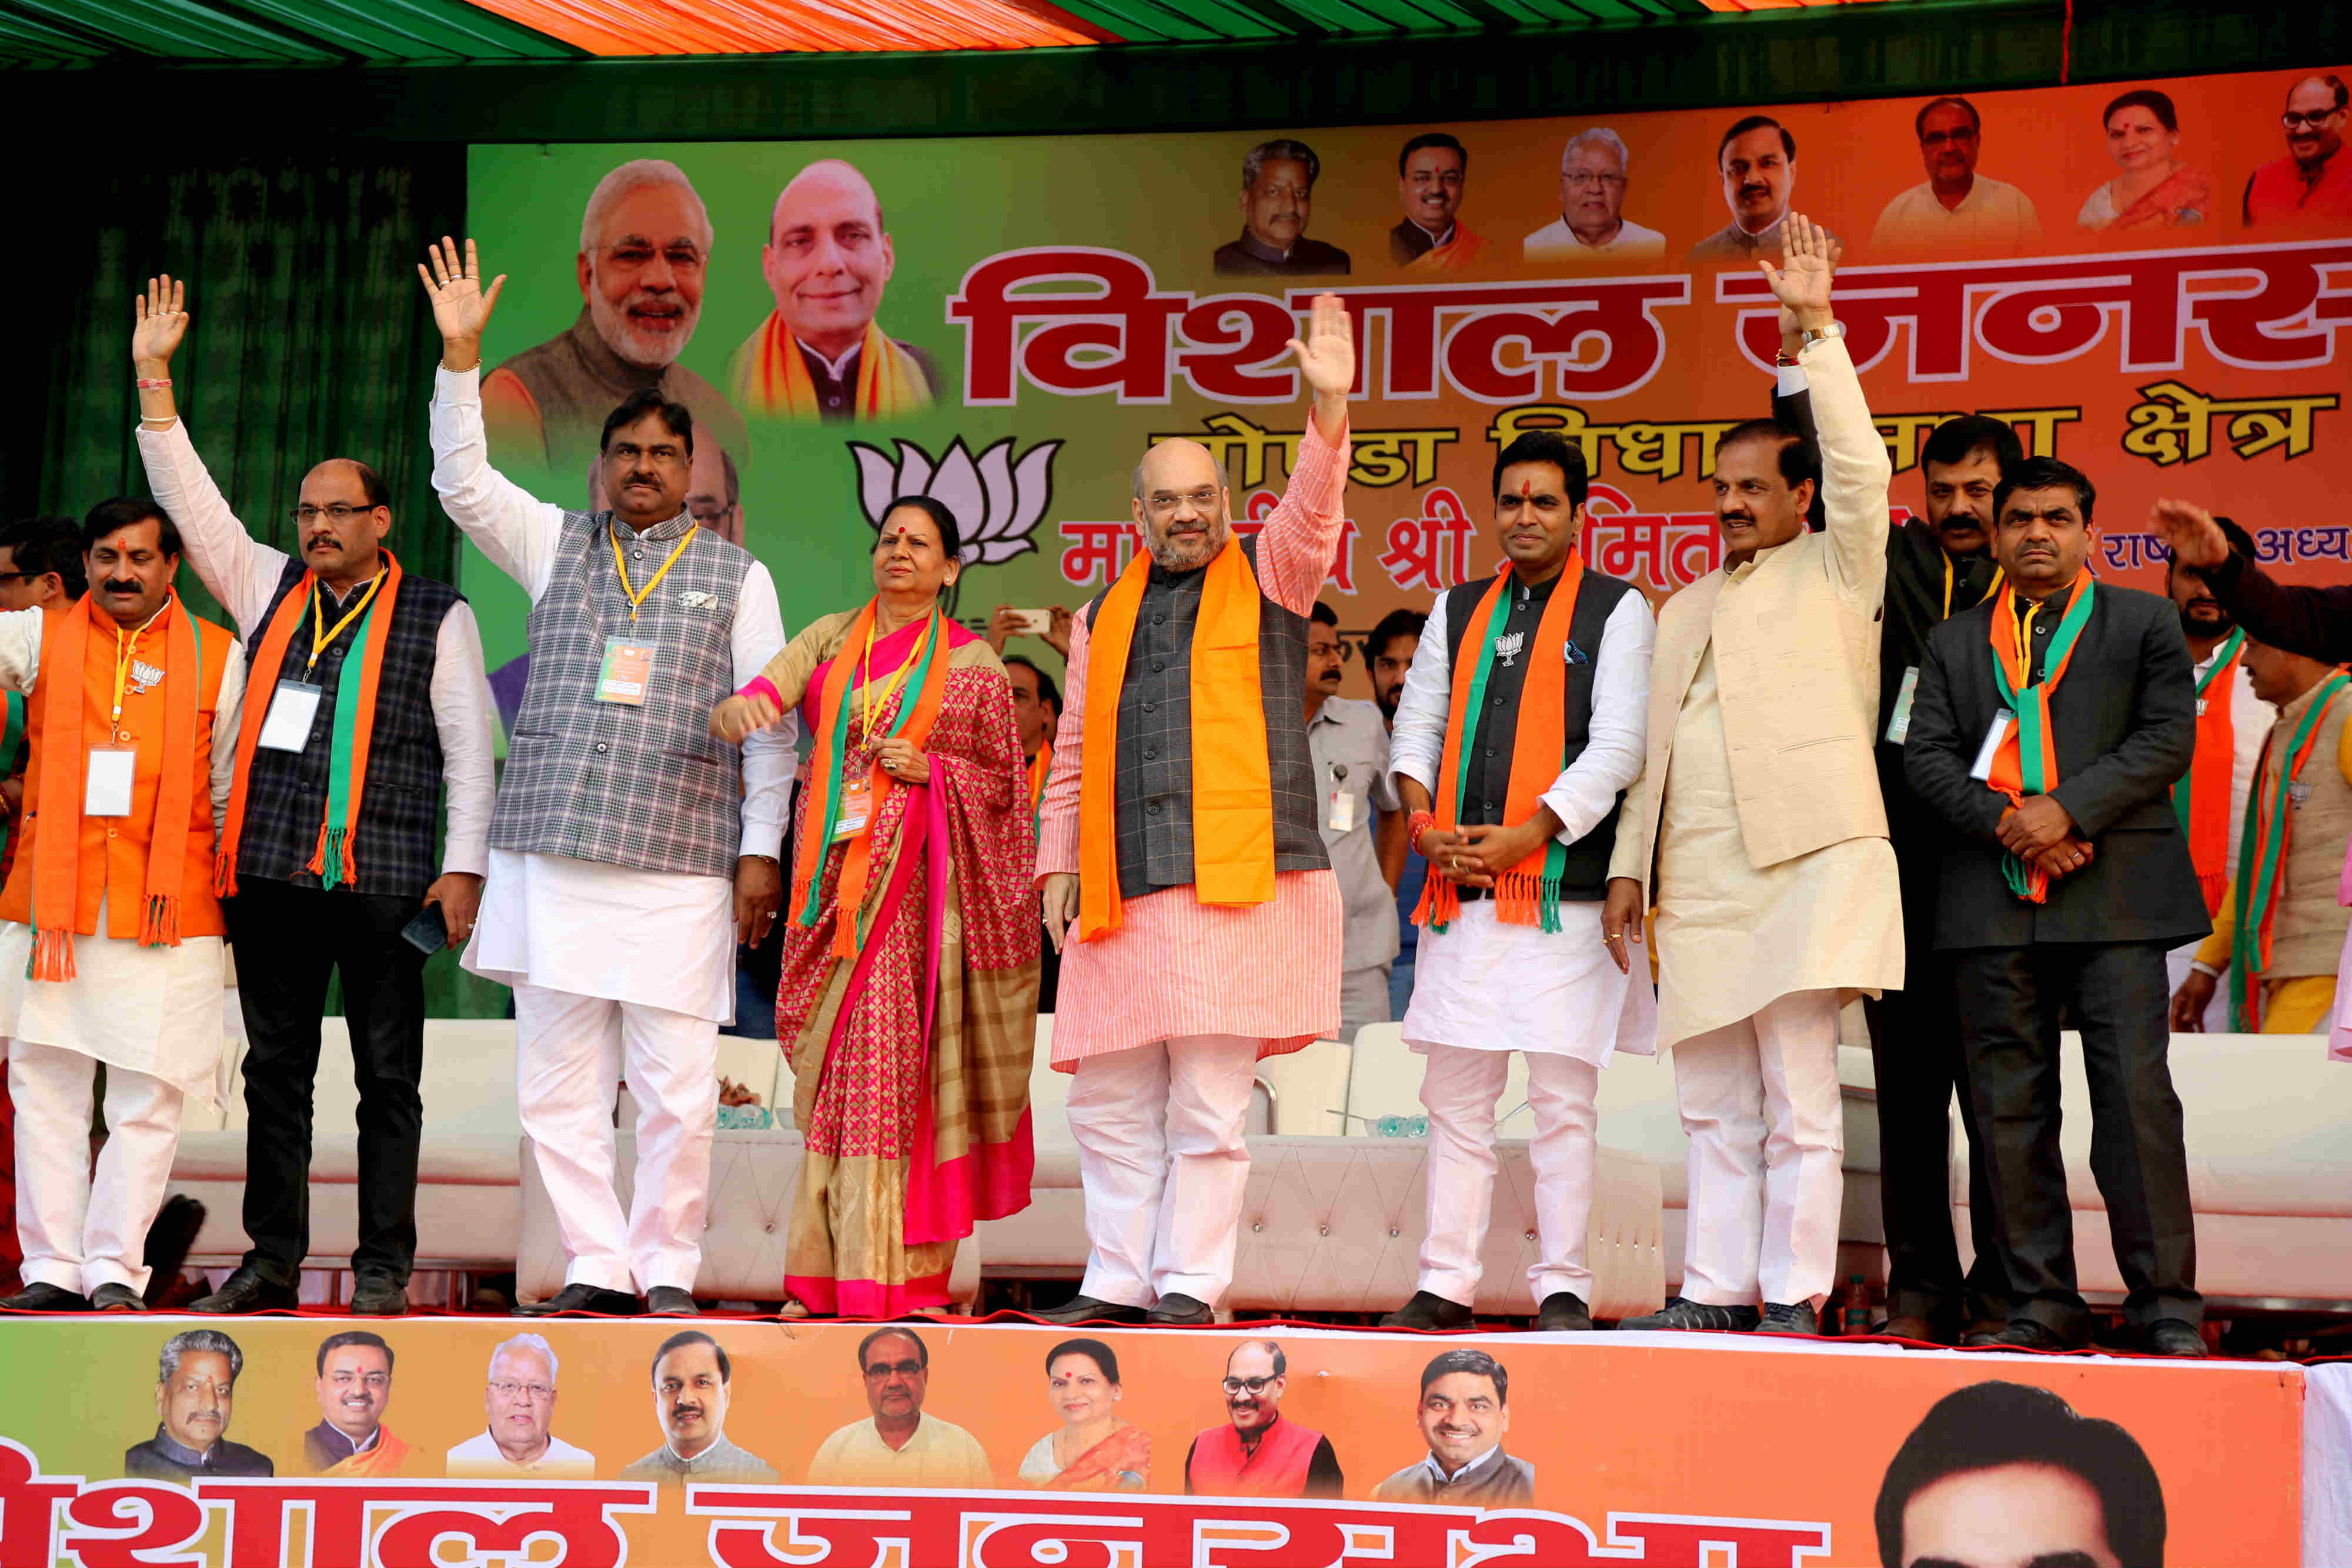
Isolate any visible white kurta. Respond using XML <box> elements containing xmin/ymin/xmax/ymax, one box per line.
<box><xmin>1653</xmin><ymin>638</ymin><xmax>1902</xmax><ymax>1052</ymax></box>
<box><xmin>0</xmin><ymin>604</ymin><xmax>247</xmax><ymax>1101</ymax></box>
<box><xmin>429</xmin><ymin>365</ymin><xmax>798</xmax><ymax>1022</ymax></box>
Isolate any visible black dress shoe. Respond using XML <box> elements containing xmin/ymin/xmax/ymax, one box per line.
<box><xmin>1757</xmin><ymin>1301</ymin><xmax>1818</xmax><ymax>1335</ymax></box>
<box><xmin>91</xmin><ymin>1283</ymin><xmax>147</xmax><ymax>1312</ymax></box>
<box><xmin>2138</xmin><ymin>1318</ymin><xmax>2207</xmax><ymax>1358</ymax></box>
<box><xmin>0</xmin><ymin>1282</ymin><xmax>91</xmax><ymax>1312</ymax></box>
<box><xmin>1146</xmin><ymin>1292</ymin><xmax>1214</xmax><ymax>1326</ymax></box>
<box><xmin>350</xmin><ymin>1276</ymin><xmax>409</xmax><ymax>1317</ymax></box>
<box><xmin>1031</xmin><ymin>1295</ymin><xmax>1147</xmax><ymax>1326</ymax></box>
<box><xmin>1379</xmin><ymin>1290</ymin><xmax>1474</xmax><ymax>1330</ymax></box>
<box><xmin>1536</xmin><ymin>1292</ymin><xmax>1594</xmax><ymax>1332</ymax></box>
<box><xmin>517</xmin><ymin>1283</ymin><xmax>641</xmax><ymax>1317</ymax></box>
<box><xmin>1618</xmin><ymin>1296</ymin><xmax>1760</xmax><ymax>1332</ymax></box>
<box><xmin>1987</xmin><ymin>1319</ymin><xmax>2074</xmax><ymax>1352</ymax></box>
<box><xmin>646</xmin><ymin>1286</ymin><xmax>700</xmax><ymax>1316</ymax></box>
<box><xmin>191</xmin><ymin>1268</ymin><xmax>299</xmax><ymax>1315</ymax></box>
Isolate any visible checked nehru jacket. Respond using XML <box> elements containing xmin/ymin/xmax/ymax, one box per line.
<box><xmin>1079</xmin><ymin>533</ymin><xmax>1329</xmax><ymax>899</ymax></box>
<box><xmin>494</xmin><ymin>509</ymin><xmax>751</xmax><ymax>878</ymax></box>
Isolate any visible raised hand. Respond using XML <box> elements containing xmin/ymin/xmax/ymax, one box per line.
<box><xmin>2149</xmin><ymin>498</ymin><xmax>2231</xmax><ymax>572</ymax></box>
<box><xmin>132</xmin><ymin>275</ymin><xmax>189</xmax><ymax>370</ymax></box>
<box><xmin>417</xmin><ymin>236</ymin><xmax>507</xmax><ymax>372</ymax></box>
<box><xmin>1288</xmin><ymin>292</ymin><xmax>1355</xmax><ymax>437</ymax></box>
<box><xmin>1758</xmin><ymin>213</ymin><xmax>1835</xmax><ymax>330</ymax></box>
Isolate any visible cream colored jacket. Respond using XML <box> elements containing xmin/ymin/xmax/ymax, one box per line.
<box><xmin>1609</xmin><ymin>334</ymin><xmax>1895</xmax><ymax>894</ymax></box>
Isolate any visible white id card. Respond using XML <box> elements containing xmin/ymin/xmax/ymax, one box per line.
<box><xmin>1327</xmin><ymin>790</ymin><xmax>1357</xmax><ymax>833</ymax></box>
<box><xmin>258</xmin><ymin>680</ymin><xmax>324</xmax><ymax>752</ymax></box>
<box><xmin>85</xmin><ymin>747</ymin><xmax>135</xmax><ymax>817</ymax></box>
<box><xmin>1884</xmin><ymin>666</ymin><xmax>1920</xmax><ymax>745</ymax></box>
<box><xmin>1969</xmin><ymin>711</ymin><xmax>2014</xmax><ymax>782</ymax></box>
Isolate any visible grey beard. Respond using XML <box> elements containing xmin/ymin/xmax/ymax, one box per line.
<box><xmin>589</xmin><ymin>285</ymin><xmax>696</xmax><ymax>370</ymax></box>
<box><xmin>1143</xmin><ymin>518</ymin><xmax>1231</xmax><ymax>571</ymax></box>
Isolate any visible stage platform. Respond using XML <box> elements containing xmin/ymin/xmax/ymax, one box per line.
<box><xmin>0</xmin><ymin>1312</ymin><xmax>2321</xmax><ymax>1566</ymax></box>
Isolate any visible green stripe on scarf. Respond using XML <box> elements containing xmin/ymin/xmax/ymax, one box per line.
<box><xmin>2176</xmin><ymin>626</ymin><xmax>2246</xmax><ymax>839</ymax></box>
<box><xmin>793</xmin><ymin>610</ymin><xmax>943</xmax><ymax>931</ymax></box>
<box><xmin>1440</xmin><ymin>599</ymin><xmax>1568</xmax><ymax>934</ymax></box>
<box><xmin>315</xmin><ymin>589</ymin><xmax>382</xmax><ymax>891</ymax></box>
<box><xmin>2229</xmin><ymin>669</ymin><xmax>2350</xmax><ymax>1031</ymax></box>
<box><xmin>1990</xmin><ymin>581</ymin><xmax>2099</xmax><ymax>900</ymax></box>
<box><xmin>0</xmin><ymin>690</ymin><xmax>23</xmax><ymax>867</ymax></box>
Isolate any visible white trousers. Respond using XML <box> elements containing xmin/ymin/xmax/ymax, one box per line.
<box><xmin>9</xmin><ymin>1039</ymin><xmax>184</xmax><ymax>1296</ymax></box>
<box><xmin>513</xmin><ymin>983</ymin><xmax>718</xmax><ymax>1294</ymax></box>
<box><xmin>1416</xmin><ymin>1043</ymin><xmax>1601</xmax><ymax>1306</ymax></box>
<box><xmin>1066</xmin><ymin>1033</ymin><xmax>1258</xmax><ymax>1308</ymax></box>
<box><xmin>1672</xmin><ymin>988</ymin><xmax>1843</xmax><ymax>1310</ymax></box>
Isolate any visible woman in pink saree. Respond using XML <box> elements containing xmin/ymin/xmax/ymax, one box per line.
<box><xmin>2078</xmin><ymin>88</ymin><xmax>2210</xmax><ymax>230</ymax></box>
<box><xmin>712</xmin><ymin>497</ymin><xmax>1037</xmax><ymax>1316</ymax></box>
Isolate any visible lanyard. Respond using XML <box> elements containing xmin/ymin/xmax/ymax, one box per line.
<box><xmin>1941</xmin><ymin>553</ymin><xmax>2006</xmax><ymax>620</ymax></box>
<box><xmin>308</xmin><ymin>568</ymin><xmax>387</xmax><ymax>670</ymax></box>
<box><xmin>109</xmin><ymin>599</ymin><xmax>172</xmax><ymax>726</ymax></box>
<box><xmin>2014</xmin><ymin>598</ymin><xmax>2040</xmax><ymax>674</ymax></box>
<box><xmin>612</xmin><ymin>524</ymin><xmax>697</xmax><ymax>623</ymax></box>
<box><xmin>858</xmin><ymin>609</ymin><xmax>930</xmax><ymax>739</ymax></box>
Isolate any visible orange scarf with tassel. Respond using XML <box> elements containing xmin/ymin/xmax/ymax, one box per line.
<box><xmin>2174</xmin><ymin>627</ymin><xmax>2245</xmax><ymax>917</ymax></box>
<box><xmin>216</xmin><ymin>552</ymin><xmax>403</xmax><ymax>897</ymax></box>
<box><xmin>28</xmin><ymin>594</ymin><xmax>205</xmax><ymax>979</ymax></box>
<box><xmin>1077</xmin><ymin>537</ymin><xmax>1272</xmax><ymax>942</ymax></box>
<box><xmin>1415</xmin><ymin>558</ymin><xmax>1583</xmax><ymax>931</ymax></box>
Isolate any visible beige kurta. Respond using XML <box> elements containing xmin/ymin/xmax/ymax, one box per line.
<box><xmin>1653</xmin><ymin>590</ymin><xmax>1903</xmax><ymax>1052</ymax></box>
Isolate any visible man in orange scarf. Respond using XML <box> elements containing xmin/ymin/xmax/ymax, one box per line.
<box><xmin>1905</xmin><ymin>457</ymin><xmax>2209</xmax><ymax>1356</ymax></box>
<box><xmin>729</xmin><ymin>160</ymin><xmax>937</xmax><ymax>423</ymax></box>
<box><xmin>1378</xmin><ymin>432</ymin><xmax>1653</xmax><ymax>1334</ymax></box>
<box><xmin>304</xmin><ymin>1331</ymin><xmax>413</xmax><ymax>1475</ymax></box>
<box><xmin>1389</xmin><ymin>133</ymin><xmax>1489</xmax><ymax>272</ymax></box>
<box><xmin>2161</xmin><ymin>515</ymin><xmax>2271</xmax><ymax>1030</ymax></box>
<box><xmin>0</xmin><ymin>500</ymin><xmax>245</xmax><ymax>1314</ymax></box>
<box><xmin>1032</xmin><ymin>296</ymin><xmax>1353</xmax><ymax>1329</ymax></box>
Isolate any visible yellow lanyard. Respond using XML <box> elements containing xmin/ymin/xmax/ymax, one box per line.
<box><xmin>611</xmin><ymin>524</ymin><xmax>697</xmax><ymax>623</ymax></box>
<box><xmin>109</xmin><ymin>599</ymin><xmax>172</xmax><ymax>727</ymax></box>
<box><xmin>1942</xmin><ymin>553</ymin><xmax>2007</xmax><ymax>620</ymax></box>
<box><xmin>858</xmin><ymin>609</ymin><xmax>926</xmax><ymax>741</ymax></box>
<box><xmin>2015</xmin><ymin>598</ymin><xmax>2040</xmax><ymax>674</ymax></box>
<box><xmin>308</xmin><ymin>568</ymin><xmax>387</xmax><ymax>671</ymax></box>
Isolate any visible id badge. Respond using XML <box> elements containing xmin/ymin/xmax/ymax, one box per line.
<box><xmin>1327</xmin><ymin>789</ymin><xmax>1357</xmax><ymax>833</ymax></box>
<box><xmin>258</xmin><ymin>680</ymin><xmax>323</xmax><ymax>752</ymax></box>
<box><xmin>85</xmin><ymin>746</ymin><xmax>135</xmax><ymax>818</ymax></box>
<box><xmin>831</xmin><ymin>776</ymin><xmax>873</xmax><ymax>841</ymax></box>
<box><xmin>1969</xmin><ymin>711</ymin><xmax>2014</xmax><ymax>783</ymax></box>
<box><xmin>1884</xmin><ymin>666</ymin><xmax>1920</xmax><ymax>745</ymax></box>
<box><xmin>597</xmin><ymin>640</ymin><xmax>652</xmax><ymax>706</ymax></box>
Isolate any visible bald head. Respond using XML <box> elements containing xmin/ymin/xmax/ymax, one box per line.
<box><xmin>762</xmin><ymin>159</ymin><xmax>896</xmax><ymax>358</ymax></box>
<box><xmin>295</xmin><ymin>457</ymin><xmax>392</xmax><ymax>590</ymax></box>
<box><xmin>1130</xmin><ymin>439</ymin><xmax>1230</xmax><ymax>571</ymax></box>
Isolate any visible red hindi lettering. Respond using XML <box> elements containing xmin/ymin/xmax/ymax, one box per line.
<box><xmin>1666</xmin><ymin>517</ymin><xmax>1723</xmax><ymax>587</ymax></box>
<box><xmin>1456</xmin><ymin>1508</ymin><xmax>1609</xmax><ymax>1567</ymax></box>
<box><xmin>947</xmin><ymin>248</ymin><xmax>1187</xmax><ymax>404</ymax></box>
<box><xmin>1060</xmin><ymin>521</ymin><xmax>1138</xmax><ymax>589</ymax></box>
<box><xmin>1380</xmin><ymin>486</ymin><xmax>1476</xmax><ymax>593</ymax></box>
<box><xmin>0</xmin><ymin>1440</ymin><xmax>74</xmax><ymax>1568</ymax></box>
<box><xmin>692</xmin><ymin>1490</ymin><xmax>961</xmax><ymax>1568</ymax></box>
<box><xmin>57</xmin><ymin>1482</ymin><xmax>207</xmax><ymax>1568</ymax></box>
<box><xmin>198</xmin><ymin>1478</ymin><xmax>376</xmax><ymax>1568</ymax></box>
<box><xmin>368</xmin><ymin>1484</ymin><xmax>656</xmax><ymax>1568</ymax></box>
<box><xmin>1180</xmin><ymin>296</ymin><xmax>1305</xmax><ymax>403</ymax></box>
<box><xmin>1606</xmin><ymin>1514</ymin><xmax>1832</xmax><ymax>1568</ymax></box>
<box><xmin>1292</xmin><ymin>279</ymin><xmax>1686</xmax><ymax>403</ymax></box>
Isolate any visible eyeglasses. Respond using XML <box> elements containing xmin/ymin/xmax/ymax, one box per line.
<box><xmin>1221</xmin><ymin>1375</ymin><xmax>1280</xmax><ymax>1395</ymax></box>
<box><xmin>1562</xmin><ymin>172</ymin><xmax>1627</xmax><ymax>189</ymax></box>
<box><xmin>864</xmin><ymin>1359</ymin><xmax>924</xmax><ymax>1379</ymax></box>
<box><xmin>599</xmin><ymin>242</ymin><xmax>707</xmax><ymax>274</ymax></box>
<box><xmin>488</xmin><ymin>1380</ymin><xmax>555</xmax><ymax>1400</ymax></box>
<box><xmin>288</xmin><ymin>503</ymin><xmax>382</xmax><ymax>525</ymax></box>
<box><xmin>2284</xmin><ymin>110</ymin><xmax>2342</xmax><ymax>130</ymax></box>
<box><xmin>1146</xmin><ymin>487</ymin><xmax>1220</xmax><ymax>515</ymax></box>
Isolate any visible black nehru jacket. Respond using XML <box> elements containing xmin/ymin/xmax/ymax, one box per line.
<box><xmin>1435</xmin><ymin>567</ymin><xmax>1639</xmax><ymax>902</ymax></box>
<box><xmin>1905</xmin><ymin>581</ymin><xmax>2209</xmax><ymax>949</ymax></box>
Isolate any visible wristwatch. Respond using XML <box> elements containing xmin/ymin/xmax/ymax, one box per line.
<box><xmin>1799</xmin><ymin>321</ymin><xmax>1846</xmax><ymax>347</ymax></box>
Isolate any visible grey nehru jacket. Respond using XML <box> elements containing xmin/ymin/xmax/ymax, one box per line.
<box><xmin>1080</xmin><ymin>533</ymin><xmax>1329</xmax><ymax>900</ymax></box>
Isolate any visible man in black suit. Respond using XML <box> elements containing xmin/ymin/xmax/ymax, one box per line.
<box><xmin>1906</xmin><ymin>456</ymin><xmax>2208</xmax><ymax>1357</ymax></box>
<box><xmin>1775</xmin><ymin>356</ymin><xmax>2016</xmax><ymax>1342</ymax></box>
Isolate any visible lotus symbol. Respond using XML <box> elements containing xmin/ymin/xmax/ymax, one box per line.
<box><xmin>850</xmin><ymin>436</ymin><xmax>1062</xmax><ymax>566</ymax></box>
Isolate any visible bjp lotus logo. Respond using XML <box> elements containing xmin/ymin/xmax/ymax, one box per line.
<box><xmin>850</xmin><ymin>436</ymin><xmax>1062</xmax><ymax>566</ymax></box>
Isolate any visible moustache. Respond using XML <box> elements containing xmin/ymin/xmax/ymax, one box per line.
<box><xmin>102</xmin><ymin>578</ymin><xmax>143</xmax><ymax>594</ymax></box>
<box><xmin>304</xmin><ymin>535</ymin><xmax>340</xmax><ymax>551</ymax></box>
<box><xmin>1739</xmin><ymin>184</ymin><xmax>1772</xmax><ymax>198</ymax></box>
<box><xmin>669</xmin><ymin>1403</ymin><xmax>705</xmax><ymax>1422</ymax></box>
<box><xmin>1720</xmin><ymin>513</ymin><xmax>1755</xmax><ymax>527</ymax></box>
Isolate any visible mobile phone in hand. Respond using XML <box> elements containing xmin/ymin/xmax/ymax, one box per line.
<box><xmin>1011</xmin><ymin>609</ymin><xmax>1053</xmax><ymax>636</ymax></box>
<box><xmin>400</xmin><ymin>902</ymin><xmax>449</xmax><ymax>955</ymax></box>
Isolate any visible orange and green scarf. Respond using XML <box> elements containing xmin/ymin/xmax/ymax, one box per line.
<box><xmin>1415</xmin><ymin>557</ymin><xmax>1584</xmax><ymax>932</ymax></box>
<box><xmin>1077</xmin><ymin>537</ymin><xmax>1272</xmax><ymax>942</ymax></box>
<box><xmin>2228</xmin><ymin>668</ymin><xmax>2351</xmax><ymax>1031</ymax></box>
<box><xmin>731</xmin><ymin>313</ymin><xmax>933</xmax><ymax>420</ymax></box>
<box><xmin>1987</xmin><ymin>576</ymin><xmax>2096</xmax><ymax>904</ymax></box>
<box><xmin>790</xmin><ymin>601</ymin><xmax>950</xmax><ymax>959</ymax></box>
<box><xmin>29</xmin><ymin>594</ymin><xmax>205</xmax><ymax>979</ymax></box>
<box><xmin>2173</xmin><ymin>626</ymin><xmax>2246</xmax><ymax>917</ymax></box>
<box><xmin>217</xmin><ymin>553</ymin><xmax>403</xmax><ymax>897</ymax></box>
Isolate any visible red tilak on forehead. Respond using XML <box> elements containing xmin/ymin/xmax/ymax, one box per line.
<box><xmin>1520</xmin><ymin>479</ymin><xmax>1533</xmax><ymax>500</ymax></box>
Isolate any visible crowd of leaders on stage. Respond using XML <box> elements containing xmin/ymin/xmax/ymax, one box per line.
<box><xmin>2</xmin><ymin>215</ymin><xmax>2343</xmax><ymax>1370</ymax></box>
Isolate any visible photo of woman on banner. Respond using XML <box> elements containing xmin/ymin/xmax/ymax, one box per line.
<box><xmin>711</xmin><ymin>497</ymin><xmax>1037</xmax><ymax>1318</ymax></box>
<box><xmin>727</xmin><ymin>159</ymin><xmax>939</xmax><ymax>422</ymax></box>
<box><xmin>2078</xmin><ymin>89</ymin><xmax>2210</xmax><ymax>231</ymax></box>
<box><xmin>1018</xmin><ymin>1337</ymin><xmax>1150</xmax><ymax>1491</ymax></box>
